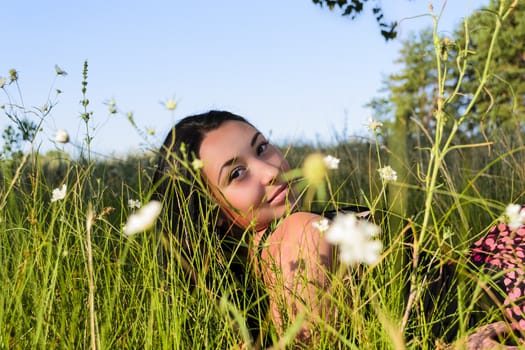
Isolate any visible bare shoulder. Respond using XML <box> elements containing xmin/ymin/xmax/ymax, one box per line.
<box><xmin>270</xmin><ymin>211</ymin><xmax>324</xmax><ymax>240</ymax></box>
<box><xmin>262</xmin><ymin>211</ymin><xmax>331</xmax><ymax>260</ymax></box>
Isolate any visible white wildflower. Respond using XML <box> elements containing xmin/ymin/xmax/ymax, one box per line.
<box><xmin>123</xmin><ymin>200</ymin><xmax>162</xmax><ymax>236</ymax></box>
<box><xmin>54</xmin><ymin>129</ymin><xmax>70</xmax><ymax>144</ymax></box>
<box><xmin>0</xmin><ymin>77</ymin><xmax>6</xmax><ymax>89</ymax></box>
<box><xmin>323</xmin><ymin>155</ymin><xmax>340</xmax><ymax>170</ymax></box>
<box><xmin>51</xmin><ymin>184</ymin><xmax>67</xmax><ymax>202</ymax></box>
<box><xmin>312</xmin><ymin>218</ymin><xmax>331</xmax><ymax>233</ymax></box>
<box><xmin>147</xmin><ymin>128</ymin><xmax>155</xmax><ymax>136</ymax></box>
<box><xmin>128</xmin><ymin>199</ymin><xmax>141</xmax><ymax>209</ymax></box>
<box><xmin>367</xmin><ymin>117</ymin><xmax>383</xmax><ymax>133</ymax></box>
<box><xmin>192</xmin><ymin>158</ymin><xmax>204</xmax><ymax>171</ymax></box>
<box><xmin>505</xmin><ymin>204</ymin><xmax>525</xmax><ymax>230</ymax></box>
<box><xmin>325</xmin><ymin>213</ymin><xmax>382</xmax><ymax>266</ymax></box>
<box><xmin>164</xmin><ymin>98</ymin><xmax>177</xmax><ymax>111</ymax></box>
<box><xmin>378</xmin><ymin>165</ymin><xmax>398</xmax><ymax>182</ymax></box>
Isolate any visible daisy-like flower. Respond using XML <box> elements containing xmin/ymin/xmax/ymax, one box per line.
<box><xmin>51</xmin><ymin>184</ymin><xmax>67</xmax><ymax>202</ymax></box>
<box><xmin>312</xmin><ymin>218</ymin><xmax>330</xmax><ymax>233</ymax></box>
<box><xmin>323</xmin><ymin>155</ymin><xmax>340</xmax><ymax>170</ymax></box>
<box><xmin>164</xmin><ymin>98</ymin><xmax>177</xmax><ymax>111</ymax></box>
<box><xmin>367</xmin><ymin>117</ymin><xmax>383</xmax><ymax>133</ymax></box>
<box><xmin>54</xmin><ymin>129</ymin><xmax>70</xmax><ymax>144</ymax></box>
<box><xmin>505</xmin><ymin>204</ymin><xmax>525</xmax><ymax>230</ymax></box>
<box><xmin>378</xmin><ymin>165</ymin><xmax>398</xmax><ymax>182</ymax></box>
<box><xmin>325</xmin><ymin>213</ymin><xmax>382</xmax><ymax>266</ymax></box>
<box><xmin>191</xmin><ymin>158</ymin><xmax>204</xmax><ymax>171</ymax></box>
<box><xmin>123</xmin><ymin>200</ymin><xmax>162</xmax><ymax>236</ymax></box>
<box><xmin>128</xmin><ymin>199</ymin><xmax>141</xmax><ymax>209</ymax></box>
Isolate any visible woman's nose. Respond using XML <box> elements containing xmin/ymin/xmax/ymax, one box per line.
<box><xmin>257</xmin><ymin>160</ymin><xmax>280</xmax><ymax>185</ymax></box>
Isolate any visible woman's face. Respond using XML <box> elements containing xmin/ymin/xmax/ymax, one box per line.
<box><xmin>199</xmin><ymin>120</ymin><xmax>296</xmax><ymax>231</ymax></box>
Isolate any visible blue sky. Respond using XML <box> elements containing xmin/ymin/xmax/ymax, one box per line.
<box><xmin>2</xmin><ymin>0</ymin><xmax>487</xmax><ymax>157</ymax></box>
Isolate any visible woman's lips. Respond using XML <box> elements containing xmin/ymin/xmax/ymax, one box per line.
<box><xmin>268</xmin><ymin>184</ymin><xmax>288</xmax><ymax>206</ymax></box>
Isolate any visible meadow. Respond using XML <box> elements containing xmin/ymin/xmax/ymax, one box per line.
<box><xmin>1</xmin><ymin>2</ymin><xmax>525</xmax><ymax>349</ymax></box>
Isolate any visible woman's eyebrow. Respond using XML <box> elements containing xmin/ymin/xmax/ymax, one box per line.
<box><xmin>218</xmin><ymin>158</ymin><xmax>236</xmax><ymax>183</ymax></box>
<box><xmin>251</xmin><ymin>131</ymin><xmax>262</xmax><ymax>146</ymax></box>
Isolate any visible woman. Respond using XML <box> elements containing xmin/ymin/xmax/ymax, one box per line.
<box><xmin>151</xmin><ymin>110</ymin><xmax>337</xmax><ymax>346</ymax></box>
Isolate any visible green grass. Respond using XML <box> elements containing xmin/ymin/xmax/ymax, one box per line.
<box><xmin>1</xmin><ymin>128</ymin><xmax>524</xmax><ymax>349</ymax></box>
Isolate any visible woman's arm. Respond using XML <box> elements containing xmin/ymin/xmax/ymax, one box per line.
<box><xmin>258</xmin><ymin>211</ymin><xmax>335</xmax><ymax>343</ymax></box>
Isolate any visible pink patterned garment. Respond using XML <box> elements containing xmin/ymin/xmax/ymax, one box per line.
<box><xmin>471</xmin><ymin>221</ymin><xmax>525</xmax><ymax>330</ymax></box>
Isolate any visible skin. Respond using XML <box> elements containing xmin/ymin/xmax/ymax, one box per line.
<box><xmin>199</xmin><ymin>120</ymin><xmax>334</xmax><ymax>342</ymax></box>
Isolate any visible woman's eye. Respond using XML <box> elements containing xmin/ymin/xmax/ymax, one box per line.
<box><xmin>229</xmin><ymin>167</ymin><xmax>245</xmax><ymax>182</ymax></box>
<box><xmin>257</xmin><ymin>142</ymin><xmax>269</xmax><ymax>156</ymax></box>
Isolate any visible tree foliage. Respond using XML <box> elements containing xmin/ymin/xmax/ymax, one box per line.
<box><xmin>366</xmin><ymin>1</ymin><xmax>525</xmax><ymax>233</ymax></box>
<box><xmin>311</xmin><ymin>0</ymin><xmax>407</xmax><ymax>40</ymax></box>
<box><xmin>369</xmin><ymin>1</ymin><xmax>525</xmax><ymax>142</ymax></box>
<box><xmin>451</xmin><ymin>0</ymin><xmax>525</xmax><ymax>137</ymax></box>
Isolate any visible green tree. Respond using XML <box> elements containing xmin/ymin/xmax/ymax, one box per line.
<box><xmin>368</xmin><ymin>1</ymin><xmax>525</xmax><ymax>222</ymax></box>
<box><xmin>450</xmin><ymin>0</ymin><xmax>525</xmax><ymax>139</ymax></box>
